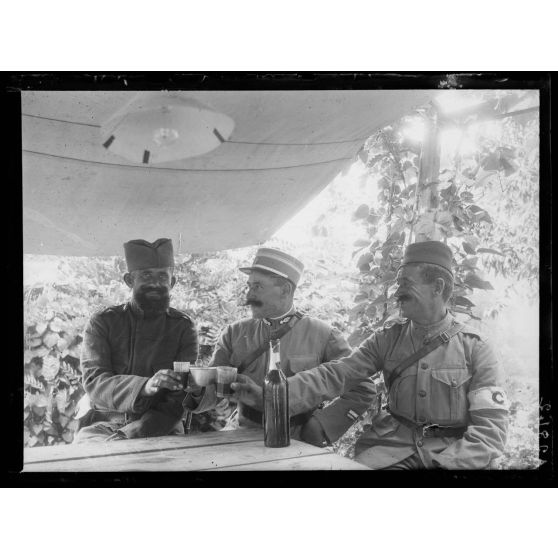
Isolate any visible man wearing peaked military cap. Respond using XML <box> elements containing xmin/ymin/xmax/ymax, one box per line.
<box><xmin>232</xmin><ymin>240</ymin><xmax>509</xmax><ymax>469</ymax></box>
<box><xmin>184</xmin><ymin>246</ymin><xmax>377</xmax><ymax>448</ymax></box>
<box><xmin>75</xmin><ymin>238</ymin><xmax>199</xmax><ymax>443</ymax></box>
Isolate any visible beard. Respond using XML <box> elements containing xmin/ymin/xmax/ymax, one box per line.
<box><xmin>134</xmin><ymin>287</ymin><xmax>171</xmax><ymax>316</ymax></box>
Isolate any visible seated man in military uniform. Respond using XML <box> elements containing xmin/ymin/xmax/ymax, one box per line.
<box><xmin>74</xmin><ymin>238</ymin><xmax>198</xmax><ymax>442</ymax></box>
<box><xmin>185</xmin><ymin>247</ymin><xmax>377</xmax><ymax>447</ymax></box>
<box><xmin>232</xmin><ymin>241</ymin><xmax>510</xmax><ymax>469</ymax></box>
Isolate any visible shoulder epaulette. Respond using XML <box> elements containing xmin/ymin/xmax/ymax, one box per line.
<box><xmin>167</xmin><ymin>308</ymin><xmax>194</xmax><ymax>322</ymax></box>
<box><xmin>458</xmin><ymin>321</ymin><xmax>483</xmax><ymax>340</ymax></box>
<box><xmin>100</xmin><ymin>304</ymin><xmax>126</xmax><ymax>315</ymax></box>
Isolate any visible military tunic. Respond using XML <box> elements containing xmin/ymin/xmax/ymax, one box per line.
<box><xmin>76</xmin><ymin>301</ymin><xmax>198</xmax><ymax>440</ymax></box>
<box><xmin>188</xmin><ymin>313</ymin><xmax>377</xmax><ymax>443</ymax></box>
<box><xmin>287</xmin><ymin>312</ymin><xmax>509</xmax><ymax>469</ymax></box>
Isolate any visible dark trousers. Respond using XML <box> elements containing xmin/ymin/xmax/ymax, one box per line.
<box><xmin>383</xmin><ymin>452</ymin><xmax>425</xmax><ymax>470</ymax></box>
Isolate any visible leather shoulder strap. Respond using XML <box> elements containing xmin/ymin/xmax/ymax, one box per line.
<box><xmin>385</xmin><ymin>321</ymin><xmax>465</xmax><ymax>390</ymax></box>
<box><xmin>237</xmin><ymin>312</ymin><xmax>304</xmax><ymax>373</ymax></box>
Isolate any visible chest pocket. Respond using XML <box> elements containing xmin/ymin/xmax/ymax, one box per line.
<box><xmin>288</xmin><ymin>354</ymin><xmax>320</xmax><ymax>375</ymax></box>
<box><xmin>430</xmin><ymin>367</ymin><xmax>471</xmax><ymax>423</ymax></box>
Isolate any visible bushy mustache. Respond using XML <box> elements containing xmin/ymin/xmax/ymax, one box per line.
<box><xmin>244</xmin><ymin>299</ymin><xmax>263</xmax><ymax>307</ymax></box>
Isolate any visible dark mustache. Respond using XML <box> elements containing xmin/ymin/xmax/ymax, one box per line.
<box><xmin>244</xmin><ymin>299</ymin><xmax>263</xmax><ymax>307</ymax></box>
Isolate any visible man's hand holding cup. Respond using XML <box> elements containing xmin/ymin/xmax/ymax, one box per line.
<box><xmin>230</xmin><ymin>374</ymin><xmax>264</xmax><ymax>409</ymax></box>
<box><xmin>141</xmin><ymin>369</ymin><xmax>184</xmax><ymax>396</ymax></box>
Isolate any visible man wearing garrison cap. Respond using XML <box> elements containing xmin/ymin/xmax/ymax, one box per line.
<box><xmin>74</xmin><ymin>238</ymin><xmax>198</xmax><ymax>442</ymax></box>
<box><xmin>184</xmin><ymin>247</ymin><xmax>377</xmax><ymax>447</ymax></box>
<box><xmin>233</xmin><ymin>241</ymin><xmax>509</xmax><ymax>469</ymax></box>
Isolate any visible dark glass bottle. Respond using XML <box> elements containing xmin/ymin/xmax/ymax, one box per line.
<box><xmin>263</xmin><ymin>339</ymin><xmax>290</xmax><ymax>447</ymax></box>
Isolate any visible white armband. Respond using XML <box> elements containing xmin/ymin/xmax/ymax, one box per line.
<box><xmin>468</xmin><ymin>386</ymin><xmax>510</xmax><ymax>411</ymax></box>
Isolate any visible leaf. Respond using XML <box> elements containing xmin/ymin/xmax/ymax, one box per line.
<box><xmin>35</xmin><ymin>322</ymin><xmax>48</xmax><ymax>335</ymax></box>
<box><xmin>356</xmin><ymin>252</ymin><xmax>374</xmax><ymax>271</ymax></box>
<box><xmin>62</xmin><ymin>430</ymin><xmax>74</xmax><ymax>443</ymax></box>
<box><xmin>367</xmin><ymin>153</ymin><xmax>384</xmax><ymax>168</ymax></box>
<box><xmin>41</xmin><ymin>355</ymin><xmax>60</xmax><ymax>381</ymax></box>
<box><xmin>453</xmin><ymin>296</ymin><xmax>475</xmax><ymax>308</ymax></box>
<box><xmin>440</xmin><ymin>183</ymin><xmax>457</xmax><ymax>199</ymax></box>
<box><xmin>481</xmin><ymin>152</ymin><xmax>500</xmax><ymax>171</ymax></box>
<box><xmin>378</xmin><ymin>177</ymin><xmax>389</xmax><ymax>190</ymax></box>
<box><xmin>380</xmin><ymin>271</ymin><xmax>396</xmax><ymax>283</ymax></box>
<box><xmin>68</xmin><ymin>419</ymin><xmax>80</xmax><ymax>431</ymax></box>
<box><xmin>353</xmin><ymin>292</ymin><xmax>369</xmax><ymax>303</ymax></box>
<box><xmin>32</xmin><ymin>394</ymin><xmax>49</xmax><ymax>408</ymax></box>
<box><xmin>464</xmin><ymin>272</ymin><xmax>494</xmax><ymax>290</ymax></box>
<box><xmin>435</xmin><ymin>210</ymin><xmax>453</xmax><ymax>228</ymax></box>
<box><xmin>371</xmin><ymin>293</ymin><xmax>387</xmax><ymax>305</ymax></box>
<box><xmin>365</xmin><ymin>305</ymin><xmax>377</xmax><ymax>318</ymax></box>
<box><xmin>31</xmin><ymin>423</ymin><xmax>43</xmax><ymax>436</ymax></box>
<box><xmin>477</xmin><ymin>247</ymin><xmax>506</xmax><ymax>256</ymax></box>
<box><xmin>462</xmin><ymin>242</ymin><xmax>476</xmax><ymax>255</ymax></box>
<box><xmin>367</xmin><ymin>213</ymin><xmax>381</xmax><ymax>225</ymax></box>
<box><xmin>55</xmin><ymin>389</ymin><xmax>69</xmax><ymax>411</ymax></box>
<box><xmin>348</xmin><ymin>302</ymin><xmax>367</xmax><ymax>319</ymax></box>
<box><xmin>49</xmin><ymin>317</ymin><xmax>65</xmax><ymax>332</ymax></box>
<box><xmin>463</xmin><ymin>235</ymin><xmax>481</xmax><ymax>250</ymax></box>
<box><xmin>353</xmin><ymin>204</ymin><xmax>369</xmax><ymax>220</ymax></box>
<box><xmin>31</xmin><ymin>346</ymin><xmax>50</xmax><ymax>358</ymax></box>
<box><xmin>452</xmin><ymin>215</ymin><xmax>465</xmax><ymax>232</ymax></box>
<box><xmin>462</xmin><ymin>256</ymin><xmax>479</xmax><ymax>269</ymax></box>
<box><xmin>43</xmin><ymin>332</ymin><xmax>59</xmax><ymax>348</ymax></box>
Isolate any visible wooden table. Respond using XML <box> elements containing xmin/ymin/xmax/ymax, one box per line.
<box><xmin>23</xmin><ymin>428</ymin><xmax>370</xmax><ymax>471</ymax></box>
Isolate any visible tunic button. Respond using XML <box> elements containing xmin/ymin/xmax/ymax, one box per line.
<box><xmin>419</xmin><ymin>390</ymin><xmax>427</xmax><ymax>397</ymax></box>
<box><xmin>451</xmin><ymin>379</ymin><xmax>457</xmax><ymax>386</ymax></box>
<box><xmin>417</xmin><ymin>440</ymin><xmax>424</xmax><ymax>447</ymax></box>
<box><xmin>421</xmin><ymin>363</ymin><xmax>428</xmax><ymax>369</ymax></box>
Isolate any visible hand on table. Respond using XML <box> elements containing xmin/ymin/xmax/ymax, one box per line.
<box><xmin>230</xmin><ymin>374</ymin><xmax>263</xmax><ymax>409</ymax></box>
<box><xmin>300</xmin><ymin>416</ymin><xmax>330</xmax><ymax>448</ymax></box>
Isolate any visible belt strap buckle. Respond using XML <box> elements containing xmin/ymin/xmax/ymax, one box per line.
<box><xmin>422</xmin><ymin>423</ymin><xmax>440</xmax><ymax>437</ymax></box>
<box><xmin>439</xmin><ymin>331</ymin><xmax>451</xmax><ymax>343</ymax></box>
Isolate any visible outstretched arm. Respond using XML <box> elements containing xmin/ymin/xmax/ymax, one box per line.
<box><xmin>303</xmin><ymin>328</ymin><xmax>377</xmax><ymax>445</ymax></box>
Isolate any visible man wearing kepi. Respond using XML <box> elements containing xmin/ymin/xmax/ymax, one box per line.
<box><xmin>74</xmin><ymin>238</ymin><xmax>198</xmax><ymax>442</ymax></box>
<box><xmin>232</xmin><ymin>241</ymin><xmax>509</xmax><ymax>469</ymax></box>
<box><xmin>186</xmin><ymin>247</ymin><xmax>376</xmax><ymax>447</ymax></box>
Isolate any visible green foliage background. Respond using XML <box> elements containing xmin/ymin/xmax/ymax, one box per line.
<box><xmin>24</xmin><ymin>90</ymin><xmax>541</xmax><ymax>469</ymax></box>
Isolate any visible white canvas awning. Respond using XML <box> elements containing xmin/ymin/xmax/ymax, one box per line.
<box><xmin>22</xmin><ymin>90</ymin><xmax>433</xmax><ymax>256</ymax></box>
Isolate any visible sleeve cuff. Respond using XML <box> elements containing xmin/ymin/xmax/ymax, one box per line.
<box><xmin>312</xmin><ymin>404</ymin><xmax>360</xmax><ymax>444</ymax></box>
<box><xmin>129</xmin><ymin>377</ymin><xmax>153</xmax><ymax>414</ymax></box>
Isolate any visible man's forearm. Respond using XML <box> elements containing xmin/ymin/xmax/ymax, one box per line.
<box><xmin>431</xmin><ymin>410</ymin><xmax>509</xmax><ymax>469</ymax></box>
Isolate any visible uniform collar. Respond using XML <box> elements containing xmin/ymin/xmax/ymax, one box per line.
<box><xmin>410</xmin><ymin>311</ymin><xmax>454</xmax><ymax>343</ymax></box>
<box><xmin>262</xmin><ymin>305</ymin><xmax>296</xmax><ymax>326</ymax></box>
<box><xmin>128</xmin><ymin>299</ymin><xmax>171</xmax><ymax>318</ymax></box>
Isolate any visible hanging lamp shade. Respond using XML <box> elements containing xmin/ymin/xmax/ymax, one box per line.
<box><xmin>100</xmin><ymin>92</ymin><xmax>235</xmax><ymax>164</ymax></box>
